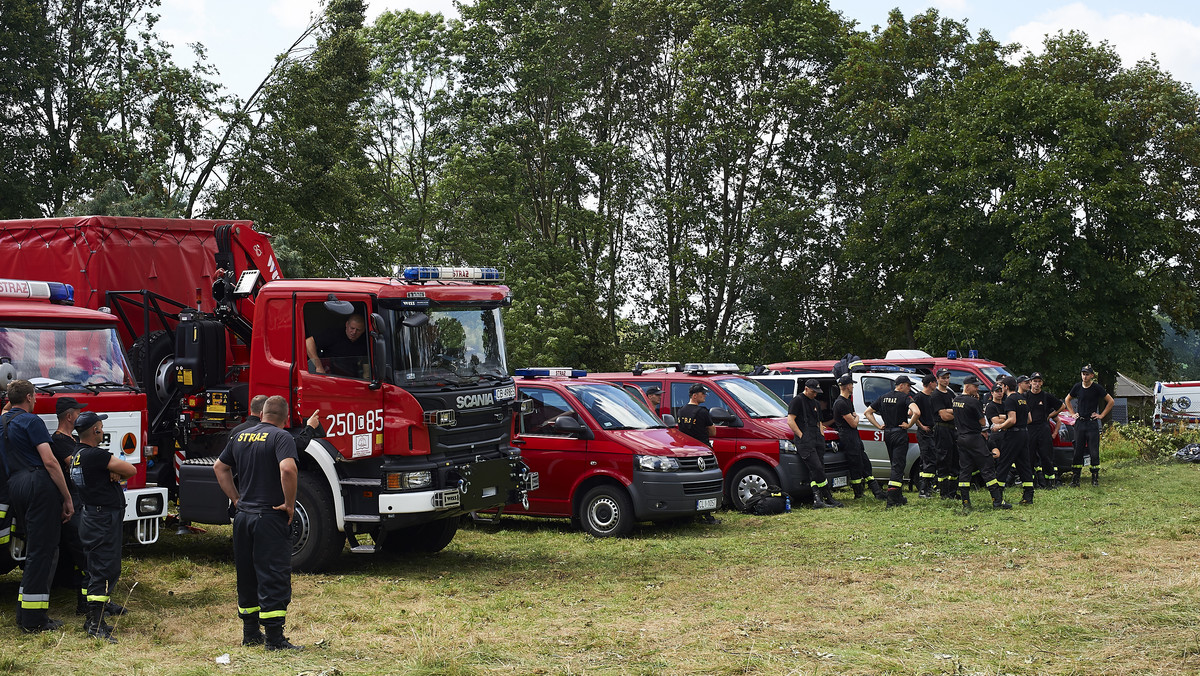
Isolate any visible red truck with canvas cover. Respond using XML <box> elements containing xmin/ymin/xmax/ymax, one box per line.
<box><xmin>0</xmin><ymin>217</ymin><xmax>537</xmax><ymax>571</ymax></box>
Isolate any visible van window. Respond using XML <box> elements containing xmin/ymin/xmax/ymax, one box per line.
<box><xmin>519</xmin><ymin>386</ymin><xmax>581</xmax><ymax>436</ymax></box>
<box><xmin>669</xmin><ymin>383</ymin><xmax>693</xmax><ymax>416</ymax></box>
<box><xmin>756</xmin><ymin>377</ymin><xmax>795</xmax><ymax>403</ymax></box>
<box><xmin>862</xmin><ymin>376</ymin><xmax>896</xmax><ymax>406</ymax></box>
<box><xmin>626</xmin><ymin>381</ymin><xmax>663</xmax><ymax>395</ymax></box>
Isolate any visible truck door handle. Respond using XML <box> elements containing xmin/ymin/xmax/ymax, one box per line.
<box><xmin>511</xmin><ymin>439</ymin><xmax>524</xmax><ymax>446</ymax></box>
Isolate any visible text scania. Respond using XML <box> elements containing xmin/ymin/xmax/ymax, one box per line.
<box><xmin>457</xmin><ymin>393</ymin><xmax>495</xmax><ymax>409</ymax></box>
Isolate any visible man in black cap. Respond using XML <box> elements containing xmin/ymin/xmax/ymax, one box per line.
<box><xmin>931</xmin><ymin>368</ymin><xmax>959</xmax><ymax>498</ymax></box>
<box><xmin>864</xmin><ymin>375</ymin><xmax>920</xmax><ymax>507</ymax></box>
<box><xmin>953</xmin><ymin>376</ymin><xmax>1011</xmax><ymax>510</ymax></box>
<box><xmin>911</xmin><ymin>374</ymin><xmax>938</xmax><ymax>498</ymax></box>
<box><xmin>831</xmin><ymin>374</ymin><xmax>885</xmax><ymax>500</ymax></box>
<box><xmin>50</xmin><ymin>397</ymin><xmax>101</xmax><ymax>617</ymax></box>
<box><xmin>677</xmin><ymin>384</ymin><xmax>716</xmax><ymax>446</ymax></box>
<box><xmin>72</xmin><ymin>410</ymin><xmax>135</xmax><ymax>642</ymax></box>
<box><xmin>1064</xmin><ymin>365</ymin><xmax>1114</xmax><ymax>486</ymax></box>
<box><xmin>645</xmin><ymin>387</ymin><xmax>663</xmax><ymax>412</ymax></box>
<box><xmin>1026</xmin><ymin>372</ymin><xmax>1063</xmax><ymax>488</ymax></box>
<box><xmin>787</xmin><ymin>380</ymin><xmax>842</xmax><ymax>508</ymax></box>
<box><xmin>993</xmin><ymin>376</ymin><xmax>1035</xmax><ymax>504</ymax></box>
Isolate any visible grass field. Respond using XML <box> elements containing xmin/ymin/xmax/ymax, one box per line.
<box><xmin>3</xmin><ymin>453</ymin><xmax>1199</xmax><ymax>675</ymax></box>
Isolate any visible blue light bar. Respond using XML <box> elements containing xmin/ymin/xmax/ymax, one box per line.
<box><xmin>515</xmin><ymin>368</ymin><xmax>587</xmax><ymax>379</ymax></box>
<box><xmin>947</xmin><ymin>350</ymin><xmax>958</xmax><ymax>359</ymax></box>
<box><xmin>400</xmin><ymin>266</ymin><xmax>504</xmax><ymax>282</ymax></box>
<box><xmin>968</xmin><ymin>349</ymin><xmax>980</xmax><ymax>359</ymax></box>
<box><xmin>0</xmin><ymin>279</ymin><xmax>74</xmax><ymax>304</ymax></box>
<box><xmin>48</xmin><ymin>282</ymin><xmax>74</xmax><ymax>304</ymax></box>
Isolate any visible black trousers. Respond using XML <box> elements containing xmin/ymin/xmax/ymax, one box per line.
<box><xmin>798</xmin><ymin>439</ymin><xmax>827</xmax><ymax>488</ymax></box>
<box><xmin>837</xmin><ymin>430</ymin><xmax>873</xmax><ymax>481</ymax></box>
<box><xmin>233</xmin><ymin>509</ymin><xmax>292</xmax><ymax>626</ymax></box>
<box><xmin>1073</xmin><ymin>419</ymin><xmax>1101</xmax><ymax>470</ymax></box>
<box><xmin>884</xmin><ymin>428</ymin><xmax>908</xmax><ymax>488</ymax></box>
<box><xmin>80</xmin><ymin>505</ymin><xmax>124</xmax><ymax>603</ymax></box>
<box><xmin>997</xmin><ymin>428</ymin><xmax>1033</xmax><ymax>487</ymax></box>
<box><xmin>916</xmin><ymin>428</ymin><xmax>937</xmax><ymax>484</ymax></box>
<box><xmin>934</xmin><ymin>424</ymin><xmax>957</xmax><ymax>483</ymax></box>
<box><xmin>1028</xmin><ymin>423</ymin><xmax>1057</xmax><ymax>479</ymax></box>
<box><xmin>957</xmin><ymin>432</ymin><xmax>999</xmax><ymax>486</ymax></box>
<box><xmin>60</xmin><ymin>490</ymin><xmax>86</xmax><ymax>599</ymax></box>
<box><xmin>9</xmin><ymin>468</ymin><xmax>63</xmax><ymax>626</ymax></box>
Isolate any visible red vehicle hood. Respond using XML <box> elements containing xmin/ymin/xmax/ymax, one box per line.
<box><xmin>750</xmin><ymin>417</ymin><xmax>792</xmax><ymax>440</ymax></box>
<box><xmin>604</xmin><ymin>428</ymin><xmax>713</xmax><ymax>456</ymax></box>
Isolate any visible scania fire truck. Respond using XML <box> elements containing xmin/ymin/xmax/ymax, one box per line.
<box><xmin>0</xmin><ymin>217</ymin><xmax>537</xmax><ymax>571</ymax></box>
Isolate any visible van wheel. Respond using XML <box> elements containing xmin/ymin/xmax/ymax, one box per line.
<box><xmin>579</xmin><ymin>485</ymin><xmax>634</xmax><ymax>537</ymax></box>
<box><xmin>290</xmin><ymin>472</ymin><xmax>343</xmax><ymax>573</ymax></box>
<box><xmin>729</xmin><ymin>464</ymin><xmax>777</xmax><ymax>511</ymax></box>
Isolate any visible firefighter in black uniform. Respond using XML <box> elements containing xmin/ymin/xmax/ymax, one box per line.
<box><xmin>1026</xmin><ymin>372</ymin><xmax>1063</xmax><ymax>488</ymax></box>
<box><xmin>1064</xmin><ymin>365</ymin><xmax>1114</xmax><ymax>486</ymax></box>
<box><xmin>0</xmin><ymin>380</ymin><xmax>75</xmax><ymax>632</ymax></box>
<box><xmin>213</xmin><ymin>395</ymin><xmax>303</xmax><ymax>651</ymax></box>
<box><xmin>931</xmin><ymin>368</ymin><xmax>958</xmax><ymax>498</ymax></box>
<box><xmin>831</xmin><ymin>374</ymin><xmax>886</xmax><ymax>500</ymax></box>
<box><xmin>912</xmin><ymin>374</ymin><xmax>938</xmax><ymax>498</ymax></box>
<box><xmin>954</xmin><ymin>376</ymin><xmax>1011</xmax><ymax>510</ymax></box>
<box><xmin>984</xmin><ymin>384</ymin><xmax>1007</xmax><ymax>467</ymax></box>
<box><xmin>49</xmin><ymin>397</ymin><xmax>91</xmax><ymax>617</ymax></box>
<box><xmin>677</xmin><ymin>384</ymin><xmax>716</xmax><ymax>446</ymax></box>
<box><xmin>788</xmin><ymin>380</ymin><xmax>841</xmax><ymax>508</ymax></box>
<box><xmin>864</xmin><ymin>375</ymin><xmax>920</xmax><ymax>508</ymax></box>
<box><xmin>73</xmin><ymin>411</ymin><xmax>136</xmax><ymax>642</ymax></box>
<box><xmin>993</xmin><ymin>376</ymin><xmax>1035</xmax><ymax>504</ymax></box>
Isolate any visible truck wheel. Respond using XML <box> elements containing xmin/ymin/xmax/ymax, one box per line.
<box><xmin>728</xmin><ymin>464</ymin><xmax>777</xmax><ymax>511</ymax></box>
<box><xmin>578</xmin><ymin>485</ymin><xmax>634</xmax><ymax>537</ymax></box>
<box><xmin>376</xmin><ymin>518</ymin><xmax>458</xmax><ymax>554</ymax></box>
<box><xmin>290</xmin><ymin>473</ymin><xmax>343</xmax><ymax>573</ymax></box>
<box><xmin>128</xmin><ymin>330</ymin><xmax>175</xmax><ymax>416</ymax></box>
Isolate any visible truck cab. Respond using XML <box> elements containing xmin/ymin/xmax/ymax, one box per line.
<box><xmin>510</xmin><ymin>368</ymin><xmax>722</xmax><ymax>536</ymax></box>
<box><xmin>590</xmin><ymin>363</ymin><xmax>850</xmax><ymax>511</ymax></box>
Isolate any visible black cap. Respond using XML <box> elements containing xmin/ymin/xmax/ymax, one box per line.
<box><xmin>999</xmin><ymin>375</ymin><xmax>1017</xmax><ymax>389</ymax></box>
<box><xmin>935</xmin><ymin>368</ymin><xmax>951</xmax><ymax>377</ymax></box>
<box><xmin>56</xmin><ymin>397</ymin><xmax>88</xmax><ymax>415</ymax></box>
<box><xmin>74</xmin><ymin>411</ymin><xmax>108</xmax><ymax>432</ymax></box>
<box><xmin>688</xmin><ymin>383</ymin><xmax>708</xmax><ymax>395</ymax></box>
<box><xmin>645</xmin><ymin>386</ymin><xmax>662</xmax><ymax>396</ymax></box>
<box><xmin>894</xmin><ymin>375</ymin><xmax>912</xmax><ymax>386</ymax></box>
<box><xmin>962</xmin><ymin>375</ymin><xmax>982</xmax><ymax>386</ymax></box>
<box><xmin>1081</xmin><ymin>364</ymin><xmax>1095</xmax><ymax>374</ymax></box>
<box><xmin>837</xmin><ymin>373</ymin><xmax>852</xmax><ymax>386</ymax></box>
<box><xmin>803</xmin><ymin>379</ymin><xmax>820</xmax><ymax>391</ymax></box>
<box><xmin>922</xmin><ymin>374</ymin><xmax>936</xmax><ymax>385</ymax></box>
<box><xmin>1030</xmin><ymin>372</ymin><xmax>1043</xmax><ymax>380</ymax></box>
<box><xmin>1016</xmin><ymin>375</ymin><xmax>1030</xmax><ymax>384</ymax></box>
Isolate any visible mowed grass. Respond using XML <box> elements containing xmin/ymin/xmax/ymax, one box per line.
<box><xmin>3</xmin><ymin>457</ymin><xmax>1200</xmax><ymax>675</ymax></box>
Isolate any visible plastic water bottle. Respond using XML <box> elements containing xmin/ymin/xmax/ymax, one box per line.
<box><xmin>784</xmin><ymin>494</ymin><xmax>792</xmax><ymax>512</ymax></box>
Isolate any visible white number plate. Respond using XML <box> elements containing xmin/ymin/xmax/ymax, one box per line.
<box><xmin>494</xmin><ymin>385</ymin><xmax>516</xmax><ymax>401</ymax></box>
<box><xmin>696</xmin><ymin>497</ymin><xmax>718</xmax><ymax>510</ymax></box>
<box><xmin>832</xmin><ymin>475</ymin><xmax>848</xmax><ymax>488</ymax></box>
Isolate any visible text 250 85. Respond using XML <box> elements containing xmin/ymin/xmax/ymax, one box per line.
<box><xmin>325</xmin><ymin>409</ymin><xmax>384</xmax><ymax>438</ymax></box>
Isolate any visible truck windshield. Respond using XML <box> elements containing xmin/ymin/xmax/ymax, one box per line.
<box><xmin>715</xmin><ymin>377</ymin><xmax>789</xmax><ymax>418</ymax></box>
<box><xmin>392</xmin><ymin>306</ymin><xmax>508</xmax><ymax>385</ymax></box>
<box><xmin>565</xmin><ymin>383</ymin><xmax>664</xmax><ymax>430</ymax></box>
<box><xmin>0</xmin><ymin>326</ymin><xmax>134</xmax><ymax>388</ymax></box>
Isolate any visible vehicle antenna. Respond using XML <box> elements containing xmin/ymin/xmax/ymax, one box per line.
<box><xmin>306</xmin><ymin>225</ymin><xmax>354</xmax><ymax>278</ymax></box>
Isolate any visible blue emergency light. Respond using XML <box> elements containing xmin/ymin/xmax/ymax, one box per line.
<box><xmin>968</xmin><ymin>349</ymin><xmax>980</xmax><ymax>359</ymax></box>
<box><xmin>947</xmin><ymin>350</ymin><xmax>958</xmax><ymax>359</ymax></box>
<box><xmin>515</xmin><ymin>368</ymin><xmax>587</xmax><ymax>379</ymax></box>
<box><xmin>0</xmin><ymin>279</ymin><xmax>74</xmax><ymax>304</ymax></box>
<box><xmin>400</xmin><ymin>266</ymin><xmax>503</xmax><ymax>282</ymax></box>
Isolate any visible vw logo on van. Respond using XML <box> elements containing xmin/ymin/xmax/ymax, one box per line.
<box><xmin>697</xmin><ymin>457</ymin><xmax>707</xmax><ymax>471</ymax></box>
<box><xmin>1178</xmin><ymin>396</ymin><xmax>1192</xmax><ymax>411</ymax></box>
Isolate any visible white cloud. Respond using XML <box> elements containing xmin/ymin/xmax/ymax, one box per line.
<box><xmin>1008</xmin><ymin>2</ymin><xmax>1200</xmax><ymax>88</ymax></box>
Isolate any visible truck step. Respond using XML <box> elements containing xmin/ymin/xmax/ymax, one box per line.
<box><xmin>343</xmin><ymin>514</ymin><xmax>381</xmax><ymax>523</ymax></box>
<box><xmin>349</xmin><ymin>544</ymin><xmax>377</xmax><ymax>554</ymax></box>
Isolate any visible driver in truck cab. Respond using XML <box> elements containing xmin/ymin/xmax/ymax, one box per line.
<box><xmin>305</xmin><ymin>313</ymin><xmax>367</xmax><ymax>377</ymax></box>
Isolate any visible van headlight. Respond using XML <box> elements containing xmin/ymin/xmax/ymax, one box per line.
<box><xmin>779</xmin><ymin>439</ymin><xmax>797</xmax><ymax>454</ymax></box>
<box><xmin>636</xmin><ymin>455</ymin><xmax>680</xmax><ymax>471</ymax></box>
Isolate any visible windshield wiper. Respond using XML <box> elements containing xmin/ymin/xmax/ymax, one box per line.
<box><xmin>30</xmin><ymin>379</ymin><xmax>81</xmax><ymax>394</ymax></box>
<box><xmin>83</xmin><ymin>380</ymin><xmax>140</xmax><ymax>393</ymax></box>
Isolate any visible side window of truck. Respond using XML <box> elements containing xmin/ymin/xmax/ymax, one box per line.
<box><xmin>519</xmin><ymin>387</ymin><xmax>581</xmax><ymax>437</ymax></box>
<box><xmin>861</xmin><ymin>377</ymin><xmax>895</xmax><ymax>407</ymax></box>
<box><xmin>303</xmin><ymin>302</ymin><xmax>370</xmax><ymax>379</ymax></box>
<box><xmin>669</xmin><ymin>383</ymin><xmax>692</xmax><ymax>417</ymax></box>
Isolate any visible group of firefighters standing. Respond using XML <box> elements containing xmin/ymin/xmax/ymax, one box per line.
<box><xmin>787</xmin><ymin>366</ymin><xmax>1114</xmax><ymax>511</ymax></box>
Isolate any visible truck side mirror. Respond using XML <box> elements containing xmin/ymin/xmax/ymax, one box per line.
<box><xmin>553</xmin><ymin>415</ymin><xmax>594</xmax><ymax>440</ymax></box>
<box><xmin>710</xmin><ymin>407</ymin><xmax>741</xmax><ymax>427</ymax></box>
<box><xmin>661</xmin><ymin>413</ymin><xmax>677</xmax><ymax>427</ymax></box>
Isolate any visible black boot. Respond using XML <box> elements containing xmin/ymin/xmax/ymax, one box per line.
<box><xmin>886</xmin><ymin>487</ymin><xmax>904</xmax><ymax>508</ymax></box>
<box><xmin>989</xmin><ymin>485</ymin><xmax>1012</xmax><ymax>510</ymax></box>
<box><xmin>959</xmin><ymin>486</ymin><xmax>972</xmax><ymax>512</ymax></box>
<box><xmin>76</xmin><ymin>593</ymin><xmax>88</xmax><ymax>616</ymax></box>
<box><xmin>1091</xmin><ymin>468</ymin><xmax>1099</xmax><ymax>486</ymax></box>
<box><xmin>811</xmin><ymin>489</ymin><xmax>827</xmax><ymax>509</ymax></box>
<box><xmin>867</xmin><ymin>479</ymin><xmax>887</xmax><ymax>500</ymax></box>
<box><xmin>1071</xmin><ymin>469</ymin><xmax>1081</xmax><ymax>487</ymax></box>
<box><xmin>821</xmin><ymin>487</ymin><xmax>845</xmax><ymax>508</ymax></box>
<box><xmin>84</xmin><ymin>602</ymin><xmax>117</xmax><ymax>643</ymax></box>
<box><xmin>852</xmin><ymin>481</ymin><xmax>865</xmax><ymax>500</ymax></box>
<box><xmin>265</xmin><ymin>623</ymin><xmax>302</xmax><ymax>651</ymax></box>
<box><xmin>917</xmin><ymin>477</ymin><xmax>932</xmax><ymax>499</ymax></box>
<box><xmin>1019</xmin><ymin>487</ymin><xmax>1034</xmax><ymax>505</ymax></box>
<box><xmin>1043</xmin><ymin>473</ymin><xmax>1058</xmax><ymax>490</ymax></box>
<box><xmin>241</xmin><ymin>612</ymin><xmax>264</xmax><ymax>646</ymax></box>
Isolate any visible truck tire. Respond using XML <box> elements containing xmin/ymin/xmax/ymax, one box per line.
<box><xmin>376</xmin><ymin>518</ymin><xmax>459</xmax><ymax>555</ymax></box>
<box><xmin>128</xmin><ymin>330</ymin><xmax>175</xmax><ymax>416</ymax></box>
<box><xmin>578</xmin><ymin>485</ymin><xmax>634</xmax><ymax>538</ymax></box>
<box><xmin>290</xmin><ymin>472</ymin><xmax>343</xmax><ymax>573</ymax></box>
<box><xmin>728</xmin><ymin>463</ymin><xmax>777</xmax><ymax>512</ymax></box>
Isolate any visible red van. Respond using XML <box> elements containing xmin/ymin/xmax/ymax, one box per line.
<box><xmin>511</xmin><ymin>368</ymin><xmax>723</xmax><ymax>537</ymax></box>
<box><xmin>590</xmin><ymin>363</ymin><xmax>850</xmax><ymax>511</ymax></box>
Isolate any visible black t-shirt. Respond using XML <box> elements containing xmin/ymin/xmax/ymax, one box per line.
<box><xmin>217</xmin><ymin>423</ymin><xmax>299</xmax><ymax>510</ymax></box>
<box><xmin>676</xmin><ymin>404</ymin><xmax>713</xmax><ymax>445</ymax></box>
<box><xmin>318</xmin><ymin>332</ymin><xmax>367</xmax><ymax>377</ymax></box>
<box><xmin>1004</xmin><ymin>392</ymin><xmax>1031</xmax><ymax>428</ymax></box>
<box><xmin>1026</xmin><ymin>391</ymin><xmax>1062</xmax><ymax>425</ymax></box>
<box><xmin>73</xmin><ymin>445</ymin><xmax>125</xmax><ymax>509</ymax></box>
<box><xmin>953</xmin><ymin>394</ymin><xmax>985</xmax><ymax>434</ymax></box>
<box><xmin>912</xmin><ymin>390</ymin><xmax>935</xmax><ymax>427</ymax></box>
<box><xmin>932</xmin><ymin>388</ymin><xmax>956</xmax><ymax>423</ymax></box>
<box><xmin>1068</xmin><ymin>382</ymin><xmax>1109</xmax><ymax>419</ymax></box>
<box><xmin>51</xmin><ymin>431</ymin><xmax>78</xmax><ymax>477</ymax></box>
<box><xmin>984</xmin><ymin>399</ymin><xmax>1006</xmax><ymax>426</ymax></box>
<box><xmin>228</xmin><ymin>415</ymin><xmax>262</xmax><ymax>440</ymax></box>
<box><xmin>831</xmin><ymin>395</ymin><xmax>856</xmax><ymax>434</ymax></box>
<box><xmin>870</xmin><ymin>389</ymin><xmax>914</xmax><ymax>428</ymax></box>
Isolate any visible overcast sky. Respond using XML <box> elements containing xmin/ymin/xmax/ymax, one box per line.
<box><xmin>157</xmin><ymin>0</ymin><xmax>1200</xmax><ymax>100</ymax></box>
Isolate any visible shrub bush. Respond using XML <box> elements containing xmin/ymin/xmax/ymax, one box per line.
<box><xmin>1103</xmin><ymin>422</ymin><xmax>1200</xmax><ymax>462</ymax></box>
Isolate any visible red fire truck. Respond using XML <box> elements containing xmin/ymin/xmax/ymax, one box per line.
<box><xmin>0</xmin><ymin>279</ymin><xmax>167</xmax><ymax>575</ymax></box>
<box><xmin>0</xmin><ymin>217</ymin><xmax>537</xmax><ymax>571</ymax></box>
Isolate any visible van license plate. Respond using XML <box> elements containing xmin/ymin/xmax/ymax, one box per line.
<box><xmin>696</xmin><ymin>498</ymin><xmax>718</xmax><ymax>510</ymax></box>
<box><xmin>832</xmin><ymin>476</ymin><xmax>848</xmax><ymax>488</ymax></box>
